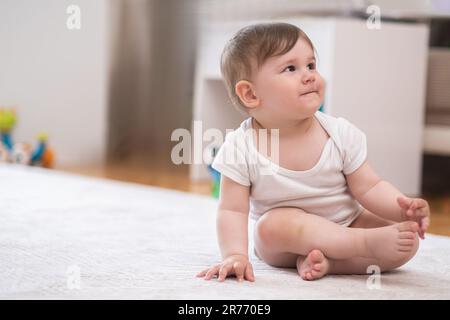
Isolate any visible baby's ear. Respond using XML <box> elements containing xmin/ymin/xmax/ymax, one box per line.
<box><xmin>235</xmin><ymin>80</ymin><xmax>259</xmax><ymax>109</ymax></box>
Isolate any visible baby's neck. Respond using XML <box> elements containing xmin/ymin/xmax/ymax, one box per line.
<box><xmin>252</xmin><ymin>116</ymin><xmax>315</xmax><ymax>138</ymax></box>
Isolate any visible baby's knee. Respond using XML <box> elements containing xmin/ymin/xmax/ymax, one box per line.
<box><xmin>254</xmin><ymin>212</ymin><xmax>281</xmax><ymax>247</ymax></box>
<box><xmin>255</xmin><ymin>208</ymin><xmax>302</xmax><ymax>248</ymax></box>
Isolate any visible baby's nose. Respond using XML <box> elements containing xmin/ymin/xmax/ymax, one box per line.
<box><xmin>301</xmin><ymin>71</ymin><xmax>315</xmax><ymax>84</ymax></box>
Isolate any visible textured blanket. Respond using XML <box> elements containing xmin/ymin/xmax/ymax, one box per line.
<box><xmin>1</xmin><ymin>164</ymin><xmax>449</xmax><ymax>299</ymax></box>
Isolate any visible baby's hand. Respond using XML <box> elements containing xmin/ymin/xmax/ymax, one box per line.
<box><xmin>196</xmin><ymin>254</ymin><xmax>255</xmax><ymax>282</ymax></box>
<box><xmin>397</xmin><ymin>196</ymin><xmax>431</xmax><ymax>240</ymax></box>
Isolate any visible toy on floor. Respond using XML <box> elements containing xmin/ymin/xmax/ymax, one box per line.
<box><xmin>0</xmin><ymin>108</ymin><xmax>55</xmax><ymax>168</ymax></box>
<box><xmin>207</xmin><ymin>164</ymin><xmax>221</xmax><ymax>199</ymax></box>
<box><xmin>205</xmin><ymin>144</ymin><xmax>221</xmax><ymax>198</ymax></box>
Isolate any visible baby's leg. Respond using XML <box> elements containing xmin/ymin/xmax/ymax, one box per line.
<box><xmin>328</xmin><ymin>209</ymin><xmax>419</xmax><ymax>274</ymax></box>
<box><xmin>254</xmin><ymin>207</ymin><xmax>419</xmax><ymax>279</ymax></box>
<box><xmin>254</xmin><ymin>207</ymin><xmax>368</xmax><ymax>262</ymax></box>
<box><xmin>300</xmin><ymin>209</ymin><xmax>419</xmax><ymax>278</ymax></box>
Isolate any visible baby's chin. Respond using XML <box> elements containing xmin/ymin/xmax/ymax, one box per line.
<box><xmin>297</xmin><ymin>99</ymin><xmax>323</xmax><ymax>114</ymax></box>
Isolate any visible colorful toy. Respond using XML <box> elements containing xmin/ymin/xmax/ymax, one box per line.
<box><xmin>207</xmin><ymin>164</ymin><xmax>221</xmax><ymax>198</ymax></box>
<box><xmin>12</xmin><ymin>142</ymin><xmax>32</xmax><ymax>165</ymax></box>
<box><xmin>0</xmin><ymin>108</ymin><xmax>55</xmax><ymax>168</ymax></box>
<box><xmin>0</xmin><ymin>108</ymin><xmax>15</xmax><ymax>149</ymax></box>
<box><xmin>205</xmin><ymin>144</ymin><xmax>221</xmax><ymax>198</ymax></box>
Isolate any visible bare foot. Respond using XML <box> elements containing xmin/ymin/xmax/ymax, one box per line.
<box><xmin>364</xmin><ymin>221</ymin><xmax>419</xmax><ymax>262</ymax></box>
<box><xmin>296</xmin><ymin>249</ymin><xmax>330</xmax><ymax>281</ymax></box>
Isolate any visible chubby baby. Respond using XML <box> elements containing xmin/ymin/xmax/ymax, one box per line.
<box><xmin>197</xmin><ymin>22</ymin><xmax>430</xmax><ymax>282</ymax></box>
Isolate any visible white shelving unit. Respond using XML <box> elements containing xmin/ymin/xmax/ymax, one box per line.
<box><xmin>191</xmin><ymin>16</ymin><xmax>429</xmax><ymax>196</ymax></box>
<box><xmin>424</xmin><ymin>47</ymin><xmax>450</xmax><ymax>156</ymax></box>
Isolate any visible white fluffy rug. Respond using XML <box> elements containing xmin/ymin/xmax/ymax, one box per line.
<box><xmin>1</xmin><ymin>164</ymin><xmax>449</xmax><ymax>299</ymax></box>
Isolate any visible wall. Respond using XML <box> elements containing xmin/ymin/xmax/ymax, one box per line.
<box><xmin>0</xmin><ymin>0</ymin><xmax>109</xmax><ymax>167</ymax></box>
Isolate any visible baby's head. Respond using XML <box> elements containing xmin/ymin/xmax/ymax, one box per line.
<box><xmin>221</xmin><ymin>22</ymin><xmax>325</xmax><ymax>123</ymax></box>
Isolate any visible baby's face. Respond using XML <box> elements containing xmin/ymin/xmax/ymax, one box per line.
<box><xmin>251</xmin><ymin>37</ymin><xmax>325</xmax><ymax>122</ymax></box>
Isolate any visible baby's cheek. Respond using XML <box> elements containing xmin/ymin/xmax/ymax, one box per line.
<box><xmin>317</xmin><ymin>77</ymin><xmax>326</xmax><ymax>98</ymax></box>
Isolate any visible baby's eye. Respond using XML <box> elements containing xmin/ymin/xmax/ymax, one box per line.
<box><xmin>307</xmin><ymin>63</ymin><xmax>316</xmax><ymax>70</ymax></box>
<box><xmin>283</xmin><ymin>65</ymin><xmax>296</xmax><ymax>72</ymax></box>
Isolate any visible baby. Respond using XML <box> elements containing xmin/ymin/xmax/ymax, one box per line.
<box><xmin>196</xmin><ymin>22</ymin><xmax>430</xmax><ymax>282</ymax></box>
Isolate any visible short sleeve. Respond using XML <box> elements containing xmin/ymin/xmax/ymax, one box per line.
<box><xmin>338</xmin><ymin>118</ymin><xmax>367</xmax><ymax>175</ymax></box>
<box><xmin>211</xmin><ymin>130</ymin><xmax>251</xmax><ymax>186</ymax></box>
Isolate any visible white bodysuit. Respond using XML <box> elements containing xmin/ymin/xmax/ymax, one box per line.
<box><xmin>211</xmin><ymin>111</ymin><xmax>368</xmax><ymax>226</ymax></box>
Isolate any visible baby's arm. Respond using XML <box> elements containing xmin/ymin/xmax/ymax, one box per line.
<box><xmin>345</xmin><ymin>160</ymin><xmax>430</xmax><ymax>238</ymax></box>
<box><xmin>197</xmin><ymin>175</ymin><xmax>255</xmax><ymax>282</ymax></box>
<box><xmin>217</xmin><ymin>175</ymin><xmax>250</xmax><ymax>259</ymax></box>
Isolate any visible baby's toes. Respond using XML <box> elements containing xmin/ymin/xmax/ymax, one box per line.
<box><xmin>399</xmin><ymin>231</ymin><xmax>416</xmax><ymax>240</ymax></box>
<box><xmin>309</xmin><ymin>249</ymin><xmax>324</xmax><ymax>263</ymax></box>
<box><xmin>313</xmin><ymin>263</ymin><xmax>322</xmax><ymax>272</ymax></box>
<box><xmin>311</xmin><ymin>269</ymin><xmax>322</xmax><ymax>278</ymax></box>
<box><xmin>398</xmin><ymin>221</ymin><xmax>419</xmax><ymax>233</ymax></box>
<box><xmin>399</xmin><ymin>239</ymin><xmax>416</xmax><ymax>252</ymax></box>
<box><xmin>398</xmin><ymin>239</ymin><xmax>415</xmax><ymax>246</ymax></box>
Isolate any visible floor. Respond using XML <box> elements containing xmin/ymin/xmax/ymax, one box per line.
<box><xmin>59</xmin><ymin>156</ymin><xmax>450</xmax><ymax>237</ymax></box>
<box><xmin>3</xmin><ymin>163</ymin><xmax>449</xmax><ymax>299</ymax></box>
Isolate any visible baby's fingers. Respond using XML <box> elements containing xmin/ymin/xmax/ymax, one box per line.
<box><xmin>420</xmin><ymin>216</ymin><xmax>430</xmax><ymax>239</ymax></box>
<box><xmin>218</xmin><ymin>263</ymin><xmax>232</xmax><ymax>282</ymax></box>
<box><xmin>414</xmin><ymin>198</ymin><xmax>429</xmax><ymax>209</ymax></box>
<box><xmin>408</xmin><ymin>199</ymin><xmax>429</xmax><ymax>216</ymax></box>
<box><xmin>422</xmin><ymin>216</ymin><xmax>430</xmax><ymax>231</ymax></box>
<box><xmin>407</xmin><ymin>201</ymin><xmax>419</xmax><ymax>217</ymax></box>
<box><xmin>397</xmin><ymin>196</ymin><xmax>412</xmax><ymax>210</ymax></box>
<box><xmin>204</xmin><ymin>264</ymin><xmax>221</xmax><ymax>280</ymax></box>
<box><xmin>244</xmin><ymin>263</ymin><xmax>255</xmax><ymax>282</ymax></box>
<box><xmin>418</xmin><ymin>229</ymin><xmax>425</xmax><ymax>240</ymax></box>
<box><xmin>196</xmin><ymin>268</ymin><xmax>209</xmax><ymax>277</ymax></box>
<box><xmin>233</xmin><ymin>261</ymin><xmax>245</xmax><ymax>282</ymax></box>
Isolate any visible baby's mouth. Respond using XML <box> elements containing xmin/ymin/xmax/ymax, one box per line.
<box><xmin>300</xmin><ymin>90</ymin><xmax>317</xmax><ymax>96</ymax></box>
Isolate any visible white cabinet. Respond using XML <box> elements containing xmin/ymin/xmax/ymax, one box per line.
<box><xmin>192</xmin><ymin>17</ymin><xmax>429</xmax><ymax>196</ymax></box>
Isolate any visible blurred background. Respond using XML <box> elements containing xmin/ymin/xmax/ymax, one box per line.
<box><xmin>0</xmin><ymin>0</ymin><xmax>449</xmax><ymax>234</ymax></box>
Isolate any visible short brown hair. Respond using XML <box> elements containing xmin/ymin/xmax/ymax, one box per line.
<box><xmin>220</xmin><ymin>22</ymin><xmax>315</xmax><ymax>114</ymax></box>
